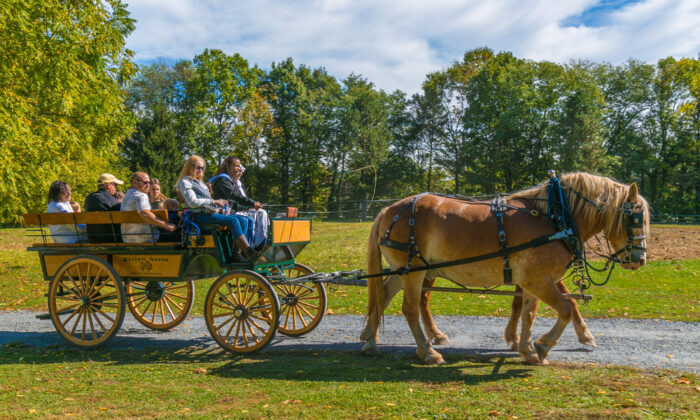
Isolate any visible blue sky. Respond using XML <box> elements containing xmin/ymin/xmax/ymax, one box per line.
<box><xmin>125</xmin><ymin>0</ymin><xmax>699</xmax><ymax>94</ymax></box>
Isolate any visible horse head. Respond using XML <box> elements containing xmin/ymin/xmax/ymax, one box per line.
<box><xmin>604</xmin><ymin>182</ymin><xmax>649</xmax><ymax>270</ymax></box>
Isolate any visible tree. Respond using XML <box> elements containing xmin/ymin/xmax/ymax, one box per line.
<box><xmin>123</xmin><ymin>63</ymin><xmax>185</xmax><ymax>196</ymax></box>
<box><xmin>0</xmin><ymin>0</ymin><xmax>137</xmax><ymax>223</ymax></box>
<box><xmin>182</xmin><ymin>49</ymin><xmax>261</xmax><ymax>169</ymax></box>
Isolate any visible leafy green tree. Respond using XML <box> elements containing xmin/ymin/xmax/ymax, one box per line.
<box><xmin>182</xmin><ymin>49</ymin><xmax>261</xmax><ymax>169</ymax></box>
<box><xmin>123</xmin><ymin>63</ymin><xmax>185</xmax><ymax>196</ymax></box>
<box><xmin>0</xmin><ymin>0</ymin><xmax>136</xmax><ymax>223</ymax></box>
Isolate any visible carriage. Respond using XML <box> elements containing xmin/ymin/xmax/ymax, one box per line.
<box><xmin>23</xmin><ymin>208</ymin><xmax>346</xmax><ymax>353</ymax></box>
<box><xmin>24</xmin><ymin>171</ymin><xmax>648</xmax><ymax>365</ymax></box>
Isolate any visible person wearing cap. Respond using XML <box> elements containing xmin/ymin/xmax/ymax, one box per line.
<box><xmin>120</xmin><ymin>172</ymin><xmax>176</xmax><ymax>243</ymax></box>
<box><xmin>84</xmin><ymin>173</ymin><xmax>124</xmax><ymax>242</ymax></box>
<box><xmin>210</xmin><ymin>156</ymin><xmax>268</xmax><ymax>249</ymax></box>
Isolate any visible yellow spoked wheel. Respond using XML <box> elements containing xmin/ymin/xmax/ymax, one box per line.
<box><xmin>273</xmin><ymin>263</ymin><xmax>327</xmax><ymax>337</ymax></box>
<box><xmin>125</xmin><ymin>280</ymin><xmax>194</xmax><ymax>331</ymax></box>
<box><xmin>204</xmin><ymin>270</ymin><xmax>280</xmax><ymax>354</ymax></box>
<box><xmin>48</xmin><ymin>256</ymin><xmax>126</xmax><ymax>347</ymax></box>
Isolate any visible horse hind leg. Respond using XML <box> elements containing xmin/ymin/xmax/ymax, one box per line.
<box><xmin>420</xmin><ymin>276</ymin><xmax>451</xmax><ymax>345</ymax></box>
<box><xmin>504</xmin><ymin>287</ymin><xmax>524</xmax><ymax>351</ymax></box>
<box><xmin>402</xmin><ymin>272</ymin><xmax>445</xmax><ymax>365</ymax></box>
<box><xmin>360</xmin><ymin>274</ymin><xmax>403</xmax><ymax>354</ymax></box>
<box><xmin>518</xmin><ymin>291</ymin><xmax>542</xmax><ymax>364</ymax></box>
<box><xmin>558</xmin><ymin>282</ymin><xmax>596</xmax><ymax>347</ymax></box>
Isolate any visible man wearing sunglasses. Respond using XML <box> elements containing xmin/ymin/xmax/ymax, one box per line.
<box><xmin>121</xmin><ymin>172</ymin><xmax>176</xmax><ymax>243</ymax></box>
<box><xmin>84</xmin><ymin>173</ymin><xmax>124</xmax><ymax>242</ymax></box>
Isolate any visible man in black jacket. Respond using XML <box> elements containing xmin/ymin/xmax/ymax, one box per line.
<box><xmin>210</xmin><ymin>157</ymin><xmax>268</xmax><ymax>248</ymax></box>
<box><xmin>84</xmin><ymin>173</ymin><xmax>123</xmax><ymax>242</ymax></box>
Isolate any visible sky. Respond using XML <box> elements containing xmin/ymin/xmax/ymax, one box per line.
<box><xmin>125</xmin><ymin>0</ymin><xmax>699</xmax><ymax>94</ymax></box>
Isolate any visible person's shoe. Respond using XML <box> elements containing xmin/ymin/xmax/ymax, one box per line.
<box><xmin>234</xmin><ymin>235</ymin><xmax>258</xmax><ymax>263</ymax></box>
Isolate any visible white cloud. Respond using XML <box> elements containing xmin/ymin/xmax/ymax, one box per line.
<box><xmin>125</xmin><ymin>0</ymin><xmax>700</xmax><ymax>94</ymax></box>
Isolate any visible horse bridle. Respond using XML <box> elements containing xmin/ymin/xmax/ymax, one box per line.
<box><xmin>609</xmin><ymin>200</ymin><xmax>647</xmax><ymax>265</ymax></box>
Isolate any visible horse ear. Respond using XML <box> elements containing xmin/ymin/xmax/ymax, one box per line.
<box><xmin>628</xmin><ymin>182</ymin><xmax>639</xmax><ymax>200</ymax></box>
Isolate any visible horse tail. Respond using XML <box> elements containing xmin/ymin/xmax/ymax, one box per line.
<box><xmin>361</xmin><ymin>208</ymin><xmax>386</xmax><ymax>341</ymax></box>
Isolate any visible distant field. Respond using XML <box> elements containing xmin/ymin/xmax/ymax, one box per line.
<box><xmin>1</xmin><ymin>223</ymin><xmax>698</xmax><ymax>321</ymax></box>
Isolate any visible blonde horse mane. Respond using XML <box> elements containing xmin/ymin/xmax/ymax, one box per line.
<box><xmin>510</xmin><ymin>172</ymin><xmax>650</xmax><ymax>239</ymax></box>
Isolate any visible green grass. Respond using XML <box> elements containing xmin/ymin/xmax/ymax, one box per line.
<box><xmin>2</xmin><ymin>224</ymin><xmax>698</xmax><ymax>321</ymax></box>
<box><xmin>0</xmin><ymin>346</ymin><xmax>696</xmax><ymax>418</ymax></box>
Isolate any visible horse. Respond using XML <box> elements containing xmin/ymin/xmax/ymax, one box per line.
<box><xmin>361</xmin><ymin>172</ymin><xmax>649</xmax><ymax>365</ymax></box>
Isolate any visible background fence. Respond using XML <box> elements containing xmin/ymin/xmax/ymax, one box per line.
<box><xmin>265</xmin><ymin>199</ymin><xmax>700</xmax><ymax>224</ymax></box>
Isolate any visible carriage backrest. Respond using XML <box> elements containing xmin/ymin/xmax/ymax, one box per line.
<box><xmin>23</xmin><ymin>210</ymin><xmax>170</xmax><ymax>226</ymax></box>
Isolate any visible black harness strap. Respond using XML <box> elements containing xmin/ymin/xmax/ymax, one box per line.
<box><xmin>491</xmin><ymin>197</ymin><xmax>512</xmax><ymax>285</ymax></box>
<box><xmin>380</xmin><ymin>193</ymin><xmax>430</xmax><ymax>271</ymax></box>
<box><xmin>361</xmin><ymin>229</ymin><xmax>573</xmax><ymax>280</ymax></box>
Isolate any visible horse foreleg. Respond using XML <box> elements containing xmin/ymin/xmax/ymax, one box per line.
<box><xmin>558</xmin><ymin>282</ymin><xmax>596</xmax><ymax>347</ymax></box>
<box><xmin>420</xmin><ymin>277</ymin><xmax>451</xmax><ymax>345</ymax></box>
<box><xmin>402</xmin><ymin>272</ymin><xmax>445</xmax><ymax>365</ymax></box>
<box><xmin>504</xmin><ymin>286</ymin><xmax>523</xmax><ymax>351</ymax></box>
<box><xmin>528</xmin><ymin>280</ymin><xmax>574</xmax><ymax>364</ymax></box>
<box><xmin>518</xmin><ymin>291</ymin><xmax>541</xmax><ymax>364</ymax></box>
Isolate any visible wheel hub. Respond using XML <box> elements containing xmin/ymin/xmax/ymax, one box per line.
<box><xmin>145</xmin><ymin>282</ymin><xmax>166</xmax><ymax>301</ymax></box>
<box><xmin>284</xmin><ymin>293</ymin><xmax>298</xmax><ymax>306</ymax></box>
<box><xmin>233</xmin><ymin>305</ymin><xmax>248</xmax><ymax>320</ymax></box>
<box><xmin>79</xmin><ymin>296</ymin><xmax>91</xmax><ymax>307</ymax></box>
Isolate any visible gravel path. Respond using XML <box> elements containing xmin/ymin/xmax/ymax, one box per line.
<box><xmin>1</xmin><ymin>311</ymin><xmax>697</xmax><ymax>373</ymax></box>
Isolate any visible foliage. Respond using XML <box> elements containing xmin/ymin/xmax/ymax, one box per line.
<box><xmin>0</xmin><ymin>0</ymin><xmax>136</xmax><ymax>223</ymax></box>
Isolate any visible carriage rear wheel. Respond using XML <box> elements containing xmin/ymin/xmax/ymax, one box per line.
<box><xmin>204</xmin><ymin>270</ymin><xmax>280</xmax><ymax>354</ymax></box>
<box><xmin>273</xmin><ymin>263</ymin><xmax>327</xmax><ymax>337</ymax></box>
<box><xmin>125</xmin><ymin>280</ymin><xmax>194</xmax><ymax>331</ymax></box>
<box><xmin>48</xmin><ymin>256</ymin><xmax>126</xmax><ymax>347</ymax></box>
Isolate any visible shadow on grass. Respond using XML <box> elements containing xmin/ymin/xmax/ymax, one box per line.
<box><xmin>0</xmin><ymin>337</ymin><xmax>534</xmax><ymax>385</ymax></box>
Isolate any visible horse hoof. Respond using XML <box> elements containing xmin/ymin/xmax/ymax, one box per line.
<box><xmin>534</xmin><ymin>342</ymin><xmax>550</xmax><ymax>363</ymax></box>
<box><xmin>361</xmin><ymin>343</ymin><xmax>378</xmax><ymax>355</ymax></box>
<box><xmin>433</xmin><ymin>336</ymin><xmax>451</xmax><ymax>346</ymax></box>
<box><xmin>424</xmin><ymin>354</ymin><xmax>446</xmax><ymax>365</ymax></box>
<box><xmin>523</xmin><ymin>354</ymin><xmax>542</xmax><ymax>365</ymax></box>
<box><xmin>509</xmin><ymin>342</ymin><xmax>519</xmax><ymax>352</ymax></box>
<box><xmin>578</xmin><ymin>334</ymin><xmax>597</xmax><ymax>348</ymax></box>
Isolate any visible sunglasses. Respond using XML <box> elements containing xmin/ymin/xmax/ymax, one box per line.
<box><xmin>137</xmin><ymin>179</ymin><xmax>150</xmax><ymax>185</ymax></box>
<box><xmin>195</xmin><ymin>166</ymin><xmax>205</xmax><ymax>171</ymax></box>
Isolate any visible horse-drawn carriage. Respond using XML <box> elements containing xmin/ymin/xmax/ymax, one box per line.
<box><xmin>23</xmin><ymin>208</ymin><xmax>337</xmax><ymax>353</ymax></box>
<box><xmin>24</xmin><ymin>171</ymin><xmax>649</xmax><ymax>365</ymax></box>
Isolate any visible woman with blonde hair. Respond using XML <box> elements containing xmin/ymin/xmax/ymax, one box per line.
<box><xmin>176</xmin><ymin>156</ymin><xmax>257</xmax><ymax>262</ymax></box>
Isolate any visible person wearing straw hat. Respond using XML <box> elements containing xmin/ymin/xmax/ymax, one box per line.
<box><xmin>84</xmin><ymin>173</ymin><xmax>124</xmax><ymax>242</ymax></box>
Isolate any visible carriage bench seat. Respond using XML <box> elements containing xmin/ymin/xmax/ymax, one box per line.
<box><xmin>24</xmin><ymin>210</ymin><xmax>173</xmax><ymax>246</ymax></box>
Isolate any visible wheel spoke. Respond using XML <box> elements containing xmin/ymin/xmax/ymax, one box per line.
<box><xmin>86</xmin><ymin>264</ymin><xmax>104</xmax><ymax>297</ymax></box>
<box><xmin>69</xmin><ymin>308</ymin><xmax>82</xmax><ymax>336</ymax></box>
<box><xmin>60</xmin><ymin>306</ymin><xmax>80</xmax><ymax>327</ymax></box>
<box><xmin>87</xmin><ymin>309</ymin><xmax>97</xmax><ymax>341</ymax></box>
<box><xmin>90</xmin><ymin>305</ymin><xmax>108</xmax><ymax>332</ymax></box>
<box><xmin>165</xmin><ymin>295</ymin><xmax>185</xmax><ymax>312</ymax></box>
<box><xmin>55</xmin><ymin>303</ymin><xmax>79</xmax><ymax>313</ymax></box>
<box><xmin>243</xmin><ymin>319</ymin><xmax>260</xmax><ymax>344</ymax></box>
<box><xmin>130</xmin><ymin>295</ymin><xmax>149</xmax><ymax>307</ymax></box>
<box><xmin>163</xmin><ymin>295</ymin><xmax>182</xmax><ymax>314</ymax></box>
<box><xmin>222</xmin><ymin>317</ymin><xmax>238</xmax><ymax>340</ymax></box>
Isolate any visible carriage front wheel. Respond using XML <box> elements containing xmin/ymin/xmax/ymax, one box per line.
<box><xmin>125</xmin><ymin>280</ymin><xmax>195</xmax><ymax>331</ymax></box>
<box><xmin>273</xmin><ymin>263</ymin><xmax>327</xmax><ymax>337</ymax></box>
<box><xmin>48</xmin><ymin>256</ymin><xmax>126</xmax><ymax>347</ymax></box>
<box><xmin>204</xmin><ymin>270</ymin><xmax>280</xmax><ymax>354</ymax></box>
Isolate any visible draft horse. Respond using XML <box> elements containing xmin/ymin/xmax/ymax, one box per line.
<box><xmin>361</xmin><ymin>172</ymin><xmax>649</xmax><ymax>365</ymax></box>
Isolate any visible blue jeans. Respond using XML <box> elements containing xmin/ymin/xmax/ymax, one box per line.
<box><xmin>193</xmin><ymin>213</ymin><xmax>254</xmax><ymax>243</ymax></box>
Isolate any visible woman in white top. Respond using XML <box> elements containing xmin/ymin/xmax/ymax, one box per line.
<box><xmin>46</xmin><ymin>181</ymin><xmax>85</xmax><ymax>244</ymax></box>
<box><xmin>176</xmin><ymin>156</ymin><xmax>257</xmax><ymax>262</ymax></box>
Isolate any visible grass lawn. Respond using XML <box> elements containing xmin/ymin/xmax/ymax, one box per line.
<box><xmin>2</xmin><ymin>223</ymin><xmax>697</xmax><ymax>321</ymax></box>
<box><xmin>0</xmin><ymin>346</ymin><xmax>696</xmax><ymax>419</ymax></box>
<box><xmin>1</xmin><ymin>224</ymin><xmax>698</xmax><ymax>418</ymax></box>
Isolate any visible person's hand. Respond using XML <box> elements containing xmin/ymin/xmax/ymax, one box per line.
<box><xmin>254</xmin><ymin>202</ymin><xmax>262</xmax><ymax>210</ymax></box>
<box><xmin>165</xmin><ymin>223</ymin><xmax>176</xmax><ymax>232</ymax></box>
<box><xmin>214</xmin><ymin>199</ymin><xmax>227</xmax><ymax>207</ymax></box>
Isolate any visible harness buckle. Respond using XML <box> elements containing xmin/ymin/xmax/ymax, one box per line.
<box><xmin>408</xmin><ymin>218</ymin><xmax>415</xmax><ymax>226</ymax></box>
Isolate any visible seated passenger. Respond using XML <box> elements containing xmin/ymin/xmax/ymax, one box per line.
<box><xmin>46</xmin><ymin>181</ymin><xmax>86</xmax><ymax>244</ymax></box>
<box><xmin>84</xmin><ymin>173</ymin><xmax>123</xmax><ymax>242</ymax></box>
<box><xmin>120</xmin><ymin>172</ymin><xmax>176</xmax><ymax>243</ymax></box>
<box><xmin>210</xmin><ymin>156</ymin><xmax>269</xmax><ymax>249</ymax></box>
<box><xmin>148</xmin><ymin>178</ymin><xmax>169</xmax><ymax>210</ymax></box>
<box><xmin>176</xmin><ymin>155</ymin><xmax>257</xmax><ymax>262</ymax></box>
